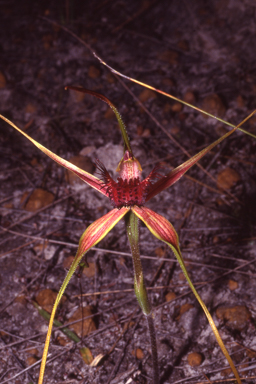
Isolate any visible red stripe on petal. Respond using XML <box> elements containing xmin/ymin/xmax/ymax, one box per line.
<box><xmin>77</xmin><ymin>207</ymin><xmax>129</xmax><ymax>257</ymax></box>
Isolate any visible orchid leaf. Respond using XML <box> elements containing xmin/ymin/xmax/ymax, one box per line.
<box><xmin>146</xmin><ymin>109</ymin><xmax>256</xmax><ymax>201</ymax></box>
<box><xmin>66</xmin><ymin>86</ymin><xmax>132</xmax><ymax>154</ymax></box>
<box><xmin>38</xmin><ymin>206</ymin><xmax>129</xmax><ymax>384</ymax></box>
<box><xmin>132</xmin><ymin>205</ymin><xmax>242</xmax><ymax>384</ymax></box>
<box><xmin>94</xmin><ymin>53</ymin><xmax>256</xmax><ymax>140</ymax></box>
<box><xmin>0</xmin><ymin>114</ymin><xmax>108</xmax><ymax>196</ymax></box>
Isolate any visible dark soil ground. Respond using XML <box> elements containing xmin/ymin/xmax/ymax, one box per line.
<box><xmin>0</xmin><ymin>1</ymin><xmax>256</xmax><ymax>383</ymax></box>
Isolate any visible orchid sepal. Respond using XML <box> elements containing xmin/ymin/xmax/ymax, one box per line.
<box><xmin>94</xmin><ymin>52</ymin><xmax>256</xmax><ymax>140</ymax></box>
<box><xmin>0</xmin><ymin>114</ymin><xmax>108</xmax><ymax>196</ymax></box>
<box><xmin>38</xmin><ymin>206</ymin><xmax>129</xmax><ymax>384</ymax></box>
<box><xmin>146</xmin><ymin>109</ymin><xmax>256</xmax><ymax>201</ymax></box>
<box><xmin>132</xmin><ymin>205</ymin><xmax>242</xmax><ymax>384</ymax></box>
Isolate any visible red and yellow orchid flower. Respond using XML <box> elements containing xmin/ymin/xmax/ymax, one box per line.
<box><xmin>0</xmin><ymin>85</ymin><xmax>255</xmax><ymax>384</ymax></box>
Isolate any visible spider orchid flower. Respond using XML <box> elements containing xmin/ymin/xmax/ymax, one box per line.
<box><xmin>0</xmin><ymin>87</ymin><xmax>254</xmax><ymax>384</ymax></box>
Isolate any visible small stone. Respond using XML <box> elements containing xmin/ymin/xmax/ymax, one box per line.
<box><xmin>158</xmin><ymin>50</ymin><xmax>179</xmax><ymax>65</ymax></box>
<box><xmin>138</xmin><ymin>89</ymin><xmax>157</xmax><ymax>103</ymax></box>
<box><xmin>65</xmin><ymin>155</ymin><xmax>95</xmax><ymax>185</ymax></box>
<box><xmin>83</xmin><ymin>262</ymin><xmax>96</xmax><ymax>278</ymax></box>
<box><xmin>155</xmin><ymin>246</ymin><xmax>165</xmax><ymax>258</ymax></box>
<box><xmin>24</xmin><ymin>188</ymin><xmax>54</xmax><ymax>212</ymax></box>
<box><xmin>106</xmin><ymin>72</ymin><xmax>115</xmax><ymax>83</ymax></box>
<box><xmin>26</xmin><ymin>348</ymin><xmax>39</xmax><ymax>365</ymax></box>
<box><xmin>212</xmin><ymin>235</ymin><xmax>219</xmax><ymax>244</ymax></box>
<box><xmin>163</xmin><ymin>103</ymin><xmax>172</xmax><ymax>114</ymax></box>
<box><xmin>34</xmin><ymin>241</ymin><xmax>49</xmax><ymax>255</ymax></box>
<box><xmin>137</xmin><ymin>125</ymin><xmax>144</xmax><ymax>136</ymax></box>
<box><xmin>63</xmin><ymin>256</ymin><xmax>75</xmax><ymax>270</ymax></box>
<box><xmin>187</xmin><ymin>352</ymin><xmax>203</xmax><ymax>367</ymax></box>
<box><xmin>201</xmin><ymin>93</ymin><xmax>226</xmax><ymax>118</ymax></box>
<box><xmin>141</xmin><ymin>128</ymin><xmax>151</xmax><ymax>137</ymax></box>
<box><xmin>79</xmin><ymin>146</ymin><xmax>96</xmax><ymax>156</ymax></box>
<box><xmin>26</xmin><ymin>355</ymin><xmax>38</xmax><ymax>366</ymax></box>
<box><xmin>104</xmin><ymin>107</ymin><xmax>115</xmax><ymax>119</ymax></box>
<box><xmin>136</xmin><ymin>348</ymin><xmax>144</xmax><ymax>360</ymax></box>
<box><xmin>14</xmin><ymin>295</ymin><xmax>27</xmax><ymax>305</ymax></box>
<box><xmin>34</xmin><ymin>242</ymin><xmax>56</xmax><ymax>261</ymax></box>
<box><xmin>221</xmin><ymin>367</ymin><xmax>232</xmax><ymax>377</ymax></box>
<box><xmin>132</xmin><ymin>348</ymin><xmax>144</xmax><ymax>360</ymax></box>
<box><xmin>180</xmin><ymin>303</ymin><xmax>194</xmax><ymax>316</ymax></box>
<box><xmin>162</xmin><ymin>78</ymin><xmax>174</xmax><ymax>87</ymax></box>
<box><xmin>171</xmin><ymin>102</ymin><xmax>183</xmax><ymax>113</ymax></box>
<box><xmin>165</xmin><ymin>292</ymin><xmax>176</xmax><ymax>302</ymax></box>
<box><xmin>228</xmin><ymin>279</ymin><xmax>238</xmax><ymax>291</ymax></box>
<box><xmin>216</xmin><ymin>305</ymin><xmax>251</xmax><ymax>330</ymax></box>
<box><xmin>25</xmin><ymin>103</ymin><xmax>37</xmax><ymax>114</ymax></box>
<box><xmin>170</xmin><ymin>126</ymin><xmax>180</xmax><ymax>135</ymax></box>
<box><xmin>69</xmin><ymin>306</ymin><xmax>97</xmax><ymax>337</ymax></box>
<box><xmin>176</xmin><ymin>303</ymin><xmax>194</xmax><ymax>320</ymax></box>
<box><xmin>217</xmin><ymin>167</ymin><xmax>240</xmax><ymax>189</ymax></box>
<box><xmin>27</xmin><ymin>348</ymin><xmax>39</xmax><ymax>355</ymax></box>
<box><xmin>3</xmin><ymin>202</ymin><xmax>13</xmax><ymax>209</ymax></box>
<box><xmin>88</xmin><ymin>65</ymin><xmax>101</xmax><ymax>79</ymax></box>
<box><xmin>57</xmin><ymin>336</ymin><xmax>69</xmax><ymax>346</ymax></box>
<box><xmin>70</xmin><ymin>88</ymin><xmax>86</xmax><ymax>103</ymax></box>
<box><xmin>236</xmin><ymin>95</ymin><xmax>245</xmax><ymax>108</ymax></box>
<box><xmin>183</xmin><ymin>90</ymin><xmax>195</xmax><ymax>104</ymax></box>
<box><xmin>178</xmin><ymin>272</ymin><xmax>186</xmax><ymax>281</ymax></box>
<box><xmin>246</xmin><ymin>349</ymin><xmax>256</xmax><ymax>359</ymax></box>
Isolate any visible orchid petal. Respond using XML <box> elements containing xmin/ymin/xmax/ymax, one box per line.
<box><xmin>38</xmin><ymin>206</ymin><xmax>129</xmax><ymax>384</ymax></box>
<box><xmin>0</xmin><ymin>114</ymin><xmax>108</xmax><ymax>196</ymax></box>
<box><xmin>66</xmin><ymin>86</ymin><xmax>133</xmax><ymax>155</ymax></box>
<box><xmin>132</xmin><ymin>205</ymin><xmax>241</xmax><ymax>384</ymax></box>
<box><xmin>146</xmin><ymin>109</ymin><xmax>256</xmax><ymax>201</ymax></box>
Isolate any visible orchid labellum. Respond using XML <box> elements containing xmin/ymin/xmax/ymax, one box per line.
<box><xmin>0</xmin><ymin>79</ymin><xmax>255</xmax><ymax>384</ymax></box>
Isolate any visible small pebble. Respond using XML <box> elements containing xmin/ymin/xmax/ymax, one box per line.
<box><xmin>217</xmin><ymin>167</ymin><xmax>240</xmax><ymax>189</ymax></box>
<box><xmin>228</xmin><ymin>279</ymin><xmax>238</xmax><ymax>291</ymax></box>
<box><xmin>165</xmin><ymin>292</ymin><xmax>176</xmax><ymax>302</ymax></box>
<box><xmin>216</xmin><ymin>305</ymin><xmax>250</xmax><ymax>330</ymax></box>
<box><xmin>187</xmin><ymin>352</ymin><xmax>203</xmax><ymax>367</ymax></box>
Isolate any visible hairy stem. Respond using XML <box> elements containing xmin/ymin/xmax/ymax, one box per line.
<box><xmin>126</xmin><ymin>211</ymin><xmax>159</xmax><ymax>384</ymax></box>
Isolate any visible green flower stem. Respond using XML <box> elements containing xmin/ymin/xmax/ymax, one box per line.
<box><xmin>126</xmin><ymin>211</ymin><xmax>150</xmax><ymax>314</ymax></box>
<box><xmin>147</xmin><ymin>314</ymin><xmax>159</xmax><ymax>384</ymax></box>
<box><xmin>126</xmin><ymin>211</ymin><xmax>159</xmax><ymax>384</ymax></box>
